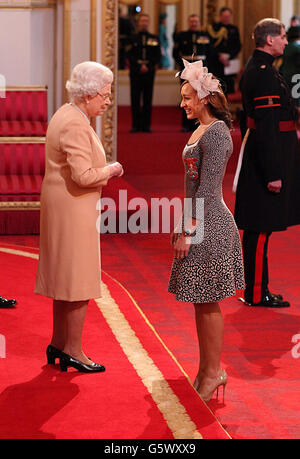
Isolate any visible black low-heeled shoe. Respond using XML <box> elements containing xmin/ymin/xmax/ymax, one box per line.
<box><xmin>46</xmin><ymin>344</ymin><xmax>63</xmax><ymax>365</ymax></box>
<box><xmin>59</xmin><ymin>352</ymin><xmax>105</xmax><ymax>373</ymax></box>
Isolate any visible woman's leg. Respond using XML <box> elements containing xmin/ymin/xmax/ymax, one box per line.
<box><xmin>50</xmin><ymin>299</ymin><xmax>68</xmax><ymax>350</ymax></box>
<box><xmin>51</xmin><ymin>299</ymin><xmax>91</xmax><ymax>364</ymax></box>
<box><xmin>193</xmin><ymin>302</ymin><xmax>224</xmax><ymax>388</ymax></box>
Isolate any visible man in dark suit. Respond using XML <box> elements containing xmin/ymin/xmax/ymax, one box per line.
<box><xmin>234</xmin><ymin>18</ymin><xmax>300</xmax><ymax>308</ymax></box>
<box><xmin>208</xmin><ymin>7</ymin><xmax>242</xmax><ymax>94</ymax></box>
<box><xmin>173</xmin><ymin>14</ymin><xmax>214</xmax><ymax>131</ymax></box>
<box><xmin>126</xmin><ymin>14</ymin><xmax>161</xmax><ymax>133</ymax></box>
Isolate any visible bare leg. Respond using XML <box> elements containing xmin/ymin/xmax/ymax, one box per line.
<box><xmin>193</xmin><ymin>302</ymin><xmax>224</xmax><ymax>393</ymax></box>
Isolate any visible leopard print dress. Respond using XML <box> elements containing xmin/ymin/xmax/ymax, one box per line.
<box><xmin>168</xmin><ymin>120</ymin><xmax>245</xmax><ymax>303</ymax></box>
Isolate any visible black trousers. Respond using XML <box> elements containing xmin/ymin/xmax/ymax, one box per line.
<box><xmin>130</xmin><ymin>71</ymin><xmax>155</xmax><ymax>131</ymax></box>
<box><xmin>242</xmin><ymin>231</ymin><xmax>272</xmax><ymax>304</ymax></box>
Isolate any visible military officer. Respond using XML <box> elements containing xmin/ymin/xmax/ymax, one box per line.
<box><xmin>173</xmin><ymin>14</ymin><xmax>214</xmax><ymax>132</ymax></box>
<box><xmin>208</xmin><ymin>7</ymin><xmax>242</xmax><ymax>94</ymax></box>
<box><xmin>234</xmin><ymin>18</ymin><xmax>300</xmax><ymax>308</ymax></box>
<box><xmin>126</xmin><ymin>13</ymin><xmax>161</xmax><ymax>133</ymax></box>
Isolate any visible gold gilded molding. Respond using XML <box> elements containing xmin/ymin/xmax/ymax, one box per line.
<box><xmin>90</xmin><ymin>0</ymin><xmax>97</xmax><ymax>61</ymax></box>
<box><xmin>63</xmin><ymin>0</ymin><xmax>71</xmax><ymax>104</ymax></box>
<box><xmin>90</xmin><ymin>0</ymin><xmax>97</xmax><ymax>131</ymax></box>
<box><xmin>101</xmin><ymin>0</ymin><xmax>118</xmax><ymax>161</ymax></box>
<box><xmin>0</xmin><ymin>201</ymin><xmax>40</xmax><ymax>210</ymax></box>
<box><xmin>5</xmin><ymin>86</ymin><xmax>47</xmax><ymax>91</ymax></box>
<box><xmin>0</xmin><ymin>137</ymin><xmax>45</xmax><ymax>143</ymax></box>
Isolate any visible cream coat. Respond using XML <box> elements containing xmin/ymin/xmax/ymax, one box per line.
<box><xmin>35</xmin><ymin>103</ymin><xmax>110</xmax><ymax>301</ymax></box>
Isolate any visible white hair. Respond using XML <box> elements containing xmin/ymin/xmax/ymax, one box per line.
<box><xmin>66</xmin><ymin>61</ymin><xmax>113</xmax><ymax>101</ymax></box>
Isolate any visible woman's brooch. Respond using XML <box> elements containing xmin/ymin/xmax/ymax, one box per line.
<box><xmin>185</xmin><ymin>157</ymin><xmax>199</xmax><ymax>181</ymax></box>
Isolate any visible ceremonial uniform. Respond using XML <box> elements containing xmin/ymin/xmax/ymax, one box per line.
<box><xmin>173</xmin><ymin>29</ymin><xmax>214</xmax><ymax>131</ymax></box>
<box><xmin>234</xmin><ymin>49</ymin><xmax>300</xmax><ymax>305</ymax></box>
<box><xmin>127</xmin><ymin>31</ymin><xmax>161</xmax><ymax>132</ymax></box>
<box><xmin>208</xmin><ymin>22</ymin><xmax>241</xmax><ymax>94</ymax></box>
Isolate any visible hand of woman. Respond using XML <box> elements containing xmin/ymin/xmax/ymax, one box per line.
<box><xmin>170</xmin><ymin>228</ymin><xmax>181</xmax><ymax>246</ymax></box>
<box><xmin>109</xmin><ymin>162</ymin><xmax>124</xmax><ymax>178</ymax></box>
<box><xmin>173</xmin><ymin>235</ymin><xmax>191</xmax><ymax>259</ymax></box>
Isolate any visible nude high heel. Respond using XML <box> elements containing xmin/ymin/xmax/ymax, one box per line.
<box><xmin>199</xmin><ymin>369</ymin><xmax>228</xmax><ymax>403</ymax></box>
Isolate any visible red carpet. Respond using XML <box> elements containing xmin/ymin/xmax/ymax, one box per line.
<box><xmin>0</xmin><ymin>245</ymin><xmax>229</xmax><ymax>439</ymax></box>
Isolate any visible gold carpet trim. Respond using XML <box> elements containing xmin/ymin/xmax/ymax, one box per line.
<box><xmin>102</xmin><ymin>271</ymin><xmax>232</xmax><ymax>440</ymax></box>
<box><xmin>0</xmin><ymin>247</ymin><xmax>39</xmax><ymax>260</ymax></box>
<box><xmin>96</xmin><ymin>283</ymin><xmax>203</xmax><ymax>440</ymax></box>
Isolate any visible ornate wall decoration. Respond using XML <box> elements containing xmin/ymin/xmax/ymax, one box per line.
<box><xmin>102</xmin><ymin>0</ymin><xmax>118</xmax><ymax>161</ymax></box>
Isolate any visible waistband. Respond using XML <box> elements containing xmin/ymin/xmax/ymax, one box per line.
<box><xmin>247</xmin><ymin>117</ymin><xmax>296</xmax><ymax>132</ymax></box>
<box><xmin>182</xmin><ymin>55</ymin><xmax>206</xmax><ymax>61</ymax></box>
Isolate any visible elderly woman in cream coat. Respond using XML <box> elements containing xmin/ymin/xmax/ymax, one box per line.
<box><xmin>35</xmin><ymin>61</ymin><xmax>123</xmax><ymax>373</ymax></box>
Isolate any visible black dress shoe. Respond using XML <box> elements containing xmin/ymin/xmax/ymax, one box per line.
<box><xmin>241</xmin><ymin>294</ymin><xmax>290</xmax><ymax>308</ymax></box>
<box><xmin>0</xmin><ymin>296</ymin><xmax>17</xmax><ymax>308</ymax></box>
<box><xmin>59</xmin><ymin>352</ymin><xmax>105</xmax><ymax>373</ymax></box>
<box><xmin>142</xmin><ymin>128</ymin><xmax>152</xmax><ymax>133</ymax></box>
<box><xmin>130</xmin><ymin>127</ymin><xmax>140</xmax><ymax>133</ymax></box>
<box><xmin>266</xmin><ymin>290</ymin><xmax>283</xmax><ymax>301</ymax></box>
<box><xmin>46</xmin><ymin>344</ymin><xmax>63</xmax><ymax>365</ymax></box>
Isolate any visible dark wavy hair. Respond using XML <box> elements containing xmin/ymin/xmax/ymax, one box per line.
<box><xmin>206</xmin><ymin>84</ymin><xmax>233</xmax><ymax>130</ymax></box>
<box><xmin>181</xmin><ymin>79</ymin><xmax>233</xmax><ymax>129</ymax></box>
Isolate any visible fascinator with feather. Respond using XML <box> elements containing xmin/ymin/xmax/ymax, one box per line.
<box><xmin>176</xmin><ymin>58</ymin><xmax>222</xmax><ymax>100</ymax></box>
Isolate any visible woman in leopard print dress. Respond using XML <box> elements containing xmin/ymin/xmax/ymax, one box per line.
<box><xmin>168</xmin><ymin>59</ymin><xmax>244</xmax><ymax>402</ymax></box>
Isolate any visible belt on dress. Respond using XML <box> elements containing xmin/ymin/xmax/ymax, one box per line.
<box><xmin>247</xmin><ymin>117</ymin><xmax>296</xmax><ymax>132</ymax></box>
<box><xmin>182</xmin><ymin>55</ymin><xmax>206</xmax><ymax>61</ymax></box>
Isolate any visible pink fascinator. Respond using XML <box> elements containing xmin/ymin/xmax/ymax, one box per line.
<box><xmin>176</xmin><ymin>58</ymin><xmax>222</xmax><ymax>100</ymax></box>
